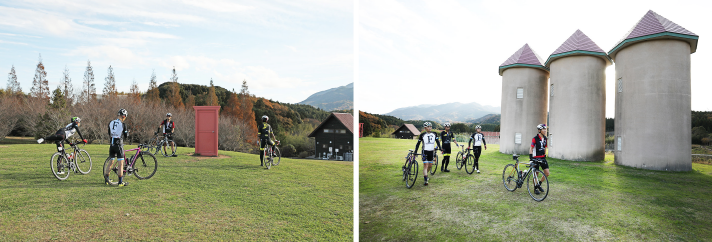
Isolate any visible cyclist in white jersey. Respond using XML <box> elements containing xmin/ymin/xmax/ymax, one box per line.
<box><xmin>37</xmin><ymin>117</ymin><xmax>87</xmax><ymax>148</ymax></box>
<box><xmin>104</xmin><ymin>109</ymin><xmax>129</xmax><ymax>186</ymax></box>
<box><xmin>414</xmin><ymin>122</ymin><xmax>441</xmax><ymax>186</ymax></box>
<box><xmin>467</xmin><ymin>125</ymin><xmax>487</xmax><ymax>173</ymax></box>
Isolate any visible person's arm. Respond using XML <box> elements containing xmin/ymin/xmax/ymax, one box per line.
<box><xmin>482</xmin><ymin>135</ymin><xmax>487</xmax><ymax>150</ymax></box>
<box><xmin>171</xmin><ymin>121</ymin><xmax>175</xmax><ymax>133</ymax></box>
<box><xmin>75</xmin><ymin>124</ymin><xmax>86</xmax><ymax>142</ymax></box>
<box><xmin>414</xmin><ymin>134</ymin><xmax>423</xmax><ymax>153</ymax></box>
<box><xmin>436</xmin><ymin>137</ymin><xmax>442</xmax><ymax>152</ymax></box>
<box><xmin>529</xmin><ymin>138</ymin><xmax>535</xmax><ymax>160</ymax></box>
<box><xmin>453</xmin><ymin>132</ymin><xmax>459</xmax><ymax>146</ymax></box>
<box><xmin>468</xmin><ymin>134</ymin><xmax>473</xmax><ymax>148</ymax></box>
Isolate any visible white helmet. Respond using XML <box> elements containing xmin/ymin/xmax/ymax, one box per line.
<box><xmin>166</xmin><ymin>113</ymin><xmax>172</xmax><ymax>117</ymax></box>
<box><xmin>262</xmin><ymin>115</ymin><xmax>269</xmax><ymax>121</ymax></box>
<box><xmin>475</xmin><ymin>125</ymin><xmax>482</xmax><ymax>129</ymax></box>
<box><xmin>537</xmin><ymin>124</ymin><xmax>547</xmax><ymax>130</ymax></box>
<box><xmin>444</xmin><ymin>122</ymin><xmax>451</xmax><ymax>127</ymax></box>
<box><xmin>423</xmin><ymin>122</ymin><xmax>432</xmax><ymax>128</ymax></box>
<box><xmin>118</xmin><ymin>109</ymin><xmax>128</xmax><ymax>117</ymax></box>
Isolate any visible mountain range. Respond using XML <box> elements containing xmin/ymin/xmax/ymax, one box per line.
<box><xmin>385</xmin><ymin>102</ymin><xmax>500</xmax><ymax>123</ymax></box>
<box><xmin>299</xmin><ymin>83</ymin><xmax>353</xmax><ymax>111</ymax></box>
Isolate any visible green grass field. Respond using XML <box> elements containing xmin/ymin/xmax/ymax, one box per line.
<box><xmin>0</xmin><ymin>137</ymin><xmax>352</xmax><ymax>241</ymax></box>
<box><xmin>359</xmin><ymin>137</ymin><xmax>712</xmax><ymax>241</ymax></box>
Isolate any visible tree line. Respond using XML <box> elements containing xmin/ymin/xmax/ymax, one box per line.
<box><xmin>359</xmin><ymin>110</ymin><xmax>500</xmax><ymax>138</ymax></box>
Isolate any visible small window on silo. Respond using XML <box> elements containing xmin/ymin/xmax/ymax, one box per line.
<box><xmin>515</xmin><ymin>133</ymin><xmax>522</xmax><ymax>144</ymax></box>
<box><xmin>550</xmin><ymin>84</ymin><xmax>554</xmax><ymax>97</ymax></box>
<box><xmin>617</xmin><ymin>136</ymin><xmax>622</xmax><ymax>151</ymax></box>
<box><xmin>517</xmin><ymin>88</ymin><xmax>523</xmax><ymax>99</ymax></box>
<box><xmin>617</xmin><ymin>78</ymin><xmax>622</xmax><ymax>93</ymax></box>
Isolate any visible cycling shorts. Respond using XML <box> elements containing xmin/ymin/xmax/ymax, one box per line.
<box><xmin>260</xmin><ymin>138</ymin><xmax>275</xmax><ymax>150</ymax></box>
<box><xmin>164</xmin><ymin>133</ymin><xmax>174</xmax><ymax>141</ymax></box>
<box><xmin>109</xmin><ymin>144</ymin><xmax>124</xmax><ymax>159</ymax></box>
<box><xmin>422</xmin><ymin>150</ymin><xmax>434</xmax><ymax>163</ymax></box>
<box><xmin>442</xmin><ymin>144</ymin><xmax>451</xmax><ymax>155</ymax></box>
<box><xmin>533</xmin><ymin>158</ymin><xmax>549</xmax><ymax>170</ymax></box>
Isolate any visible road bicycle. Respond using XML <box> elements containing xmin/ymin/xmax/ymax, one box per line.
<box><xmin>502</xmin><ymin>154</ymin><xmax>549</xmax><ymax>202</ymax></box>
<box><xmin>150</xmin><ymin>131</ymin><xmax>177</xmax><ymax>157</ymax></box>
<box><xmin>262</xmin><ymin>140</ymin><xmax>281</xmax><ymax>169</ymax></box>
<box><xmin>401</xmin><ymin>150</ymin><xmax>420</xmax><ymax>189</ymax></box>
<box><xmin>50</xmin><ymin>141</ymin><xmax>92</xmax><ymax>180</ymax></box>
<box><xmin>104</xmin><ymin>143</ymin><xmax>158</xmax><ymax>186</ymax></box>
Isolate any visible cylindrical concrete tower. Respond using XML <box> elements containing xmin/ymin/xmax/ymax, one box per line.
<box><xmin>499</xmin><ymin>44</ymin><xmax>549</xmax><ymax>155</ymax></box>
<box><xmin>545</xmin><ymin>30</ymin><xmax>611</xmax><ymax>161</ymax></box>
<box><xmin>609</xmin><ymin>10</ymin><xmax>698</xmax><ymax>171</ymax></box>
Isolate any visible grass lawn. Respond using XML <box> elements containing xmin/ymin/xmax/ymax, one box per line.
<box><xmin>0</xmin><ymin>137</ymin><xmax>352</xmax><ymax>241</ymax></box>
<box><xmin>359</xmin><ymin>137</ymin><xmax>712</xmax><ymax>241</ymax></box>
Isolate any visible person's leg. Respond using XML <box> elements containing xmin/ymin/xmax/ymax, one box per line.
<box><xmin>117</xmin><ymin>145</ymin><xmax>126</xmax><ymax>186</ymax></box>
<box><xmin>259</xmin><ymin>139</ymin><xmax>266</xmax><ymax>165</ymax></box>
<box><xmin>443</xmin><ymin>145</ymin><xmax>451</xmax><ymax>172</ymax></box>
<box><xmin>474</xmin><ymin>146</ymin><xmax>482</xmax><ymax>171</ymax></box>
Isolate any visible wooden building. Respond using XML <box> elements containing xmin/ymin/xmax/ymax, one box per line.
<box><xmin>308</xmin><ymin>113</ymin><xmax>354</xmax><ymax>160</ymax></box>
<box><xmin>392</xmin><ymin>124</ymin><xmax>420</xmax><ymax>139</ymax></box>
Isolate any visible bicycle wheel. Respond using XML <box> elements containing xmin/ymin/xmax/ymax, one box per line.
<box><xmin>50</xmin><ymin>152</ymin><xmax>70</xmax><ymax>180</ymax></box>
<box><xmin>169</xmin><ymin>140</ymin><xmax>177</xmax><ymax>156</ymax></box>
<box><xmin>272</xmin><ymin>147</ymin><xmax>281</xmax><ymax>166</ymax></box>
<box><xmin>153</xmin><ymin>140</ymin><xmax>163</xmax><ymax>156</ymax></box>
<box><xmin>405</xmin><ymin>160</ymin><xmax>419</xmax><ymax>189</ymax></box>
<box><xmin>103</xmin><ymin>157</ymin><xmax>120</xmax><ymax>186</ymax></box>
<box><xmin>134</xmin><ymin>152</ymin><xmax>158</xmax><ymax>180</ymax></box>
<box><xmin>455</xmin><ymin>152</ymin><xmax>464</xmax><ymax>170</ymax></box>
<box><xmin>147</xmin><ymin>137</ymin><xmax>159</xmax><ymax>155</ymax></box>
<box><xmin>402</xmin><ymin>155</ymin><xmax>411</xmax><ymax>181</ymax></box>
<box><xmin>527</xmin><ymin>169</ymin><xmax>549</xmax><ymax>201</ymax></box>
<box><xmin>264</xmin><ymin>148</ymin><xmax>272</xmax><ymax>169</ymax></box>
<box><xmin>75</xmin><ymin>149</ymin><xmax>92</xmax><ymax>174</ymax></box>
<box><xmin>465</xmin><ymin>155</ymin><xmax>475</xmax><ymax>174</ymax></box>
<box><xmin>159</xmin><ymin>141</ymin><xmax>171</xmax><ymax>157</ymax></box>
<box><xmin>502</xmin><ymin>164</ymin><xmax>518</xmax><ymax>192</ymax></box>
<box><xmin>430</xmin><ymin>153</ymin><xmax>438</xmax><ymax>175</ymax></box>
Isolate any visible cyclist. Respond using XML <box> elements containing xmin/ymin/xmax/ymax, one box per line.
<box><xmin>529</xmin><ymin>123</ymin><xmax>549</xmax><ymax>194</ymax></box>
<box><xmin>440</xmin><ymin>122</ymin><xmax>459</xmax><ymax>172</ymax></box>
<box><xmin>105</xmin><ymin>109</ymin><xmax>129</xmax><ymax>187</ymax></box>
<box><xmin>158</xmin><ymin>113</ymin><xmax>177</xmax><ymax>157</ymax></box>
<box><xmin>467</xmin><ymin>125</ymin><xmax>487</xmax><ymax>174</ymax></box>
<box><xmin>414</xmin><ymin>122</ymin><xmax>441</xmax><ymax>186</ymax></box>
<box><xmin>256</xmin><ymin>115</ymin><xmax>277</xmax><ymax>166</ymax></box>
<box><xmin>37</xmin><ymin>117</ymin><xmax>88</xmax><ymax>174</ymax></box>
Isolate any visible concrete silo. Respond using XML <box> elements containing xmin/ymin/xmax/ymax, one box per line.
<box><xmin>609</xmin><ymin>10</ymin><xmax>698</xmax><ymax>171</ymax></box>
<box><xmin>499</xmin><ymin>44</ymin><xmax>549</xmax><ymax>155</ymax></box>
<box><xmin>545</xmin><ymin>30</ymin><xmax>611</xmax><ymax>161</ymax></box>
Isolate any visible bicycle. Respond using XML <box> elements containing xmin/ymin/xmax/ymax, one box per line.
<box><xmin>145</xmin><ymin>131</ymin><xmax>162</xmax><ymax>155</ymax></box>
<box><xmin>455</xmin><ymin>144</ymin><xmax>468</xmax><ymax>170</ymax></box>
<box><xmin>428</xmin><ymin>147</ymin><xmax>439</xmax><ymax>175</ymax></box>
<box><xmin>104</xmin><ymin>143</ymin><xmax>158</xmax><ymax>186</ymax></box>
<box><xmin>262</xmin><ymin>140</ymin><xmax>281</xmax><ymax>169</ymax></box>
<box><xmin>50</xmin><ymin>141</ymin><xmax>92</xmax><ymax>180</ymax></box>
<box><xmin>401</xmin><ymin>149</ymin><xmax>420</xmax><ymax>189</ymax></box>
<box><xmin>502</xmin><ymin>154</ymin><xmax>549</xmax><ymax>202</ymax></box>
<box><xmin>151</xmin><ymin>131</ymin><xmax>177</xmax><ymax>157</ymax></box>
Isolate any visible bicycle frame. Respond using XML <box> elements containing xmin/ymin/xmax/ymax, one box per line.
<box><xmin>512</xmin><ymin>156</ymin><xmax>542</xmax><ymax>186</ymax></box>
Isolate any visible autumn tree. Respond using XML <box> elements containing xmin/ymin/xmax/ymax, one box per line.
<box><xmin>61</xmin><ymin>65</ymin><xmax>74</xmax><ymax>105</ymax></box>
<box><xmin>81</xmin><ymin>60</ymin><xmax>96</xmax><ymax>103</ymax></box>
<box><xmin>129</xmin><ymin>78</ymin><xmax>141</xmax><ymax>103</ymax></box>
<box><xmin>103</xmin><ymin>65</ymin><xmax>117</xmax><ymax>99</ymax></box>
<box><xmin>167</xmin><ymin>67</ymin><xmax>184</xmax><ymax>109</ymax></box>
<box><xmin>30</xmin><ymin>54</ymin><xmax>50</xmax><ymax>100</ymax></box>
<box><xmin>205</xmin><ymin>78</ymin><xmax>219</xmax><ymax>106</ymax></box>
<box><xmin>238</xmin><ymin>80</ymin><xmax>258</xmax><ymax>142</ymax></box>
<box><xmin>185</xmin><ymin>94</ymin><xmax>195</xmax><ymax>110</ymax></box>
<box><xmin>224</xmin><ymin>89</ymin><xmax>240</xmax><ymax>119</ymax></box>
<box><xmin>146</xmin><ymin>69</ymin><xmax>160</xmax><ymax>103</ymax></box>
<box><xmin>6</xmin><ymin>65</ymin><xmax>21</xmax><ymax>96</ymax></box>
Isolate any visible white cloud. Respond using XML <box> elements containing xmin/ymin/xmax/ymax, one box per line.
<box><xmin>182</xmin><ymin>0</ymin><xmax>255</xmax><ymax>13</ymax></box>
<box><xmin>0</xmin><ymin>40</ymin><xmax>28</xmax><ymax>45</ymax></box>
<box><xmin>69</xmin><ymin>45</ymin><xmax>143</xmax><ymax>68</ymax></box>
<box><xmin>143</xmin><ymin>22</ymin><xmax>180</xmax><ymax>28</ymax></box>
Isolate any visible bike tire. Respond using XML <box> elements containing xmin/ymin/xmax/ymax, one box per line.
<box><xmin>147</xmin><ymin>137</ymin><xmax>159</xmax><ymax>155</ymax></box>
<box><xmin>273</xmin><ymin>147</ymin><xmax>281</xmax><ymax>166</ymax></box>
<box><xmin>264</xmin><ymin>148</ymin><xmax>272</xmax><ymax>169</ymax></box>
<box><xmin>103</xmin><ymin>157</ymin><xmax>120</xmax><ymax>186</ymax></box>
<box><xmin>465</xmin><ymin>155</ymin><xmax>475</xmax><ymax>174</ymax></box>
<box><xmin>75</xmin><ymin>149</ymin><xmax>92</xmax><ymax>174</ymax></box>
<box><xmin>456</xmin><ymin>152</ymin><xmax>463</xmax><ymax>170</ymax></box>
<box><xmin>50</xmin><ymin>152</ymin><xmax>70</xmax><ymax>180</ymax></box>
<box><xmin>527</xmin><ymin>169</ymin><xmax>549</xmax><ymax>202</ymax></box>
<box><xmin>430</xmin><ymin>153</ymin><xmax>438</xmax><ymax>175</ymax></box>
<box><xmin>402</xmin><ymin>154</ymin><xmax>411</xmax><ymax>181</ymax></box>
<box><xmin>502</xmin><ymin>164</ymin><xmax>518</xmax><ymax>192</ymax></box>
<box><xmin>134</xmin><ymin>152</ymin><xmax>158</xmax><ymax>180</ymax></box>
<box><xmin>159</xmin><ymin>140</ymin><xmax>171</xmax><ymax>157</ymax></box>
<box><xmin>405</xmin><ymin>160</ymin><xmax>419</xmax><ymax>189</ymax></box>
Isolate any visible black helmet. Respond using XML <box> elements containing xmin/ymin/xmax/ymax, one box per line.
<box><xmin>118</xmin><ymin>109</ymin><xmax>128</xmax><ymax>117</ymax></box>
<box><xmin>537</xmin><ymin>124</ymin><xmax>547</xmax><ymax>130</ymax></box>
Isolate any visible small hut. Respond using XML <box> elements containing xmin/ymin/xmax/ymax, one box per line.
<box><xmin>392</xmin><ymin>124</ymin><xmax>421</xmax><ymax>139</ymax></box>
<box><xmin>308</xmin><ymin>113</ymin><xmax>354</xmax><ymax>160</ymax></box>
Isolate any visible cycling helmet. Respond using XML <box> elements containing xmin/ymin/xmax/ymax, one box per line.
<box><xmin>423</xmin><ymin>122</ymin><xmax>432</xmax><ymax>128</ymax></box>
<box><xmin>475</xmin><ymin>125</ymin><xmax>482</xmax><ymax>129</ymax></box>
<box><xmin>118</xmin><ymin>108</ymin><xmax>128</xmax><ymax>117</ymax></box>
<box><xmin>444</xmin><ymin>122</ymin><xmax>451</xmax><ymax>127</ymax></box>
<box><xmin>262</xmin><ymin>115</ymin><xmax>269</xmax><ymax>121</ymax></box>
<box><xmin>71</xmin><ymin>117</ymin><xmax>81</xmax><ymax>123</ymax></box>
<box><xmin>537</xmin><ymin>124</ymin><xmax>547</xmax><ymax>130</ymax></box>
<box><xmin>166</xmin><ymin>113</ymin><xmax>172</xmax><ymax>117</ymax></box>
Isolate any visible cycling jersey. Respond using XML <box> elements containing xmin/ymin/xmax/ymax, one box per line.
<box><xmin>469</xmin><ymin>132</ymin><xmax>486</xmax><ymax>147</ymax></box>
<box><xmin>160</xmin><ymin>119</ymin><xmax>175</xmax><ymax>133</ymax></box>
<box><xmin>415</xmin><ymin>131</ymin><xmax>440</xmax><ymax>153</ymax></box>
<box><xmin>108</xmin><ymin>118</ymin><xmax>127</xmax><ymax>145</ymax></box>
<box><xmin>440</xmin><ymin>131</ymin><xmax>454</xmax><ymax>144</ymax></box>
<box><xmin>531</xmin><ymin>134</ymin><xmax>547</xmax><ymax>158</ymax></box>
<box><xmin>258</xmin><ymin>123</ymin><xmax>273</xmax><ymax>140</ymax></box>
<box><xmin>62</xmin><ymin>122</ymin><xmax>83</xmax><ymax>139</ymax></box>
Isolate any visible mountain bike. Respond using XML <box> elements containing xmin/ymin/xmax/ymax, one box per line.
<box><xmin>262</xmin><ymin>140</ymin><xmax>281</xmax><ymax>169</ymax></box>
<box><xmin>455</xmin><ymin>144</ymin><xmax>469</xmax><ymax>170</ymax></box>
<box><xmin>50</xmin><ymin>141</ymin><xmax>92</xmax><ymax>180</ymax></box>
<box><xmin>465</xmin><ymin>147</ymin><xmax>480</xmax><ymax>175</ymax></box>
<box><xmin>401</xmin><ymin>150</ymin><xmax>420</xmax><ymax>189</ymax></box>
<box><xmin>104</xmin><ymin>143</ymin><xmax>158</xmax><ymax>186</ymax></box>
<box><xmin>152</xmin><ymin>132</ymin><xmax>177</xmax><ymax>157</ymax></box>
<box><xmin>502</xmin><ymin>154</ymin><xmax>549</xmax><ymax>202</ymax></box>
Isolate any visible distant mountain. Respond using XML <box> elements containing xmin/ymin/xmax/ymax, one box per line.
<box><xmin>385</xmin><ymin>102</ymin><xmax>500</xmax><ymax>123</ymax></box>
<box><xmin>467</xmin><ymin>114</ymin><xmax>500</xmax><ymax>124</ymax></box>
<box><xmin>299</xmin><ymin>83</ymin><xmax>353</xmax><ymax>111</ymax></box>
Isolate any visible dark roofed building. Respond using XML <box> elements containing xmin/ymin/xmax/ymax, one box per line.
<box><xmin>308</xmin><ymin>113</ymin><xmax>354</xmax><ymax>160</ymax></box>
<box><xmin>392</xmin><ymin>124</ymin><xmax>421</xmax><ymax>139</ymax></box>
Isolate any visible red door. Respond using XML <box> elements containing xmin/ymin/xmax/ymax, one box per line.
<box><xmin>194</xmin><ymin>106</ymin><xmax>219</xmax><ymax>156</ymax></box>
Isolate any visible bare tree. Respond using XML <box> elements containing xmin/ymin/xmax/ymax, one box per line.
<box><xmin>61</xmin><ymin>65</ymin><xmax>74</xmax><ymax>105</ymax></box>
<box><xmin>7</xmin><ymin>65</ymin><xmax>21</xmax><ymax>96</ymax></box>
<box><xmin>81</xmin><ymin>60</ymin><xmax>96</xmax><ymax>103</ymax></box>
<box><xmin>129</xmin><ymin>78</ymin><xmax>141</xmax><ymax>103</ymax></box>
<box><xmin>30</xmin><ymin>54</ymin><xmax>49</xmax><ymax>99</ymax></box>
<box><xmin>146</xmin><ymin>69</ymin><xmax>160</xmax><ymax>103</ymax></box>
<box><xmin>103</xmin><ymin>65</ymin><xmax>117</xmax><ymax>98</ymax></box>
<box><xmin>0</xmin><ymin>96</ymin><xmax>21</xmax><ymax>140</ymax></box>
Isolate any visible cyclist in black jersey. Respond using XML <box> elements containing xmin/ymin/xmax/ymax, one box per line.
<box><xmin>158</xmin><ymin>113</ymin><xmax>177</xmax><ymax>157</ymax></box>
<box><xmin>529</xmin><ymin>124</ymin><xmax>549</xmax><ymax>194</ymax></box>
<box><xmin>37</xmin><ymin>117</ymin><xmax>88</xmax><ymax>149</ymax></box>
<box><xmin>105</xmin><ymin>109</ymin><xmax>129</xmax><ymax>186</ymax></box>
<box><xmin>257</xmin><ymin>115</ymin><xmax>277</xmax><ymax>166</ymax></box>
<box><xmin>414</xmin><ymin>122</ymin><xmax>441</xmax><ymax>186</ymax></box>
<box><xmin>467</xmin><ymin>125</ymin><xmax>487</xmax><ymax>174</ymax></box>
<box><xmin>440</xmin><ymin>122</ymin><xmax>459</xmax><ymax>172</ymax></box>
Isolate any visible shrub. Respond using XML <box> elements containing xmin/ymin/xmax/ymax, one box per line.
<box><xmin>281</xmin><ymin>144</ymin><xmax>296</xmax><ymax>157</ymax></box>
<box><xmin>298</xmin><ymin>151</ymin><xmax>309</xmax><ymax>158</ymax></box>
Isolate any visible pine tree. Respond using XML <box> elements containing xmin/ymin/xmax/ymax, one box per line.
<box><xmin>103</xmin><ymin>65</ymin><xmax>117</xmax><ymax>99</ymax></box>
<box><xmin>82</xmin><ymin>60</ymin><xmax>96</xmax><ymax>103</ymax></box>
<box><xmin>30</xmin><ymin>54</ymin><xmax>49</xmax><ymax>99</ymax></box>
<box><xmin>167</xmin><ymin>67</ymin><xmax>184</xmax><ymax>108</ymax></box>
<box><xmin>129</xmin><ymin>78</ymin><xmax>141</xmax><ymax>103</ymax></box>
<box><xmin>50</xmin><ymin>86</ymin><xmax>66</xmax><ymax>110</ymax></box>
<box><xmin>205</xmin><ymin>78</ymin><xmax>219</xmax><ymax>106</ymax></box>
<box><xmin>185</xmin><ymin>94</ymin><xmax>196</xmax><ymax>110</ymax></box>
<box><xmin>146</xmin><ymin>69</ymin><xmax>160</xmax><ymax>103</ymax></box>
<box><xmin>61</xmin><ymin>65</ymin><xmax>74</xmax><ymax>105</ymax></box>
<box><xmin>239</xmin><ymin>80</ymin><xmax>258</xmax><ymax>142</ymax></box>
<box><xmin>224</xmin><ymin>90</ymin><xmax>240</xmax><ymax>118</ymax></box>
<box><xmin>6</xmin><ymin>65</ymin><xmax>21</xmax><ymax>96</ymax></box>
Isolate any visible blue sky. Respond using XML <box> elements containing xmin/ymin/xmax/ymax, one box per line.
<box><xmin>0</xmin><ymin>0</ymin><xmax>353</xmax><ymax>103</ymax></box>
<box><xmin>358</xmin><ymin>0</ymin><xmax>712</xmax><ymax>117</ymax></box>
